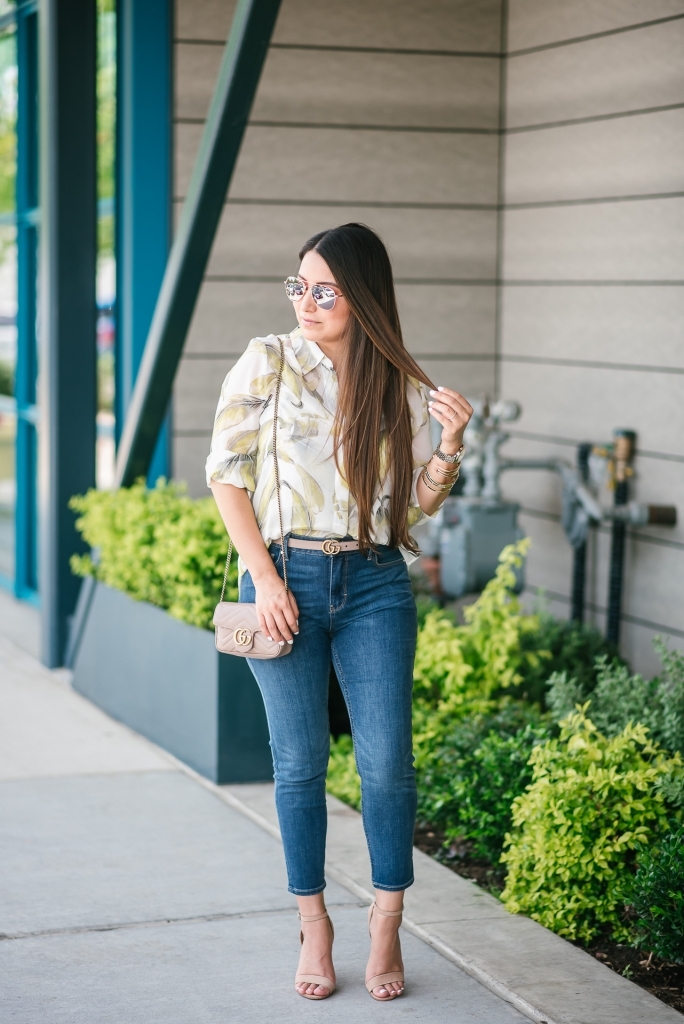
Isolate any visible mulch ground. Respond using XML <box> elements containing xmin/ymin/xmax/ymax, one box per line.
<box><xmin>413</xmin><ymin>825</ymin><xmax>684</xmax><ymax>1015</ymax></box>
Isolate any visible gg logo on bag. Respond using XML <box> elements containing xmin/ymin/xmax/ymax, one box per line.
<box><xmin>234</xmin><ymin>628</ymin><xmax>253</xmax><ymax>647</ymax></box>
<box><xmin>322</xmin><ymin>539</ymin><xmax>341</xmax><ymax>555</ymax></box>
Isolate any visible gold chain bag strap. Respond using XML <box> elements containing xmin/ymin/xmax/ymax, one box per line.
<box><xmin>212</xmin><ymin>337</ymin><xmax>292</xmax><ymax>659</ymax></box>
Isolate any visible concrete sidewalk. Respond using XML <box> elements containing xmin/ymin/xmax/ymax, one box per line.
<box><xmin>0</xmin><ymin>594</ymin><xmax>527</xmax><ymax>1024</ymax></box>
<box><xmin>2</xmin><ymin>588</ymin><xmax>681</xmax><ymax>1024</ymax></box>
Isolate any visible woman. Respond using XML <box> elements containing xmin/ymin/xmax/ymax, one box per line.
<box><xmin>207</xmin><ymin>223</ymin><xmax>472</xmax><ymax>1001</ymax></box>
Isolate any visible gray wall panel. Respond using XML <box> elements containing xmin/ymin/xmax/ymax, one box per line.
<box><xmin>499</xmin><ymin>360</ymin><xmax>684</xmax><ymax>460</ymax></box>
<box><xmin>504</xmin><ymin>108</ymin><xmax>684</xmax><ymax>204</ymax></box>
<box><xmin>271</xmin><ymin>0</ymin><xmax>503</xmax><ymax>51</ymax></box>
<box><xmin>499</xmin><ymin>285</ymin><xmax>684</xmax><ymax>367</ymax></box>
<box><xmin>502</xmin><ymin>199</ymin><xmax>684</xmax><ymax>280</ymax></box>
<box><xmin>175</xmin><ymin>124</ymin><xmax>499</xmax><ymax>204</ymax></box>
<box><xmin>176</xmin><ymin>45</ymin><xmax>501</xmax><ymax>129</ymax></box>
<box><xmin>506</xmin><ymin>19</ymin><xmax>684</xmax><ymax>127</ymax></box>
<box><xmin>507</xmin><ymin>1</ymin><xmax>684</xmax><ymax>52</ymax></box>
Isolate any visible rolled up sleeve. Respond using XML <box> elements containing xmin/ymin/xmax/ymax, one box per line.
<box><xmin>408</xmin><ymin>381</ymin><xmax>437</xmax><ymax>527</ymax></box>
<box><xmin>205</xmin><ymin>341</ymin><xmax>273</xmax><ymax>491</ymax></box>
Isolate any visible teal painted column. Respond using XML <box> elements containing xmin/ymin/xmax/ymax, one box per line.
<box><xmin>115</xmin><ymin>0</ymin><xmax>172</xmax><ymax>484</ymax></box>
<box><xmin>39</xmin><ymin>0</ymin><xmax>98</xmax><ymax>666</ymax></box>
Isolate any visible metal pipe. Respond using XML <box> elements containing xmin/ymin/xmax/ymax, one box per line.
<box><xmin>571</xmin><ymin>443</ymin><xmax>592</xmax><ymax>623</ymax></box>
<box><xmin>606</xmin><ymin>430</ymin><xmax>635</xmax><ymax>646</ymax></box>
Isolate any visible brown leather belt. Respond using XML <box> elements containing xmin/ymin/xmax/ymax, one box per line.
<box><xmin>287</xmin><ymin>538</ymin><xmax>360</xmax><ymax>555</ymax></box>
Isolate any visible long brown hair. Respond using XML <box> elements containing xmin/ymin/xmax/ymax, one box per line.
<box><xmin>299</xmin><ymin>223</ymin><xmax>434</xmax><ymax>552</ymax></box>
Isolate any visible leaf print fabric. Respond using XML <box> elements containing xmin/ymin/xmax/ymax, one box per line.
<box><xmin>205</xmin><ymin>327</ymin><xmax>435</xmax><ymax>570</ymax></box>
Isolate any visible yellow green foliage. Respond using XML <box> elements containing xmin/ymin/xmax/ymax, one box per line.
<box><xmin>326</xmin><ymin>734</ymin><xmax>361</xmax><ymax>810</ymax></box>
<box><xmin>70</xmin><ymin>480</ymin><xmax>237</xmax><ymax>629</ymax></box>
<box><xmin>500</xmin><ymin>708</ymin><xmax>682</xmax><ymax>943</ymax></box>
<box><xmin>328</xmin><ymin>540</ymin><xmax>546</xmax><ymax>813</ymax></box>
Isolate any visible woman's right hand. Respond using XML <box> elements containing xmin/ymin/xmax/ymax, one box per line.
<box><xmin>254</xmin><ymin>568</ymin><xmax>300</xmax><ymax>645</ymax></box>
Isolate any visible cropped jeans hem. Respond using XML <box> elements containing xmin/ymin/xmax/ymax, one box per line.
<box><xmin>288</xmin><ymin>882</ymin><xmax>327</xmax><ymax>896</ymax></box>
<box><xmin>373</xmin><ymin>877</ymin><xmax>414</xmax><ymax>892</ymax></box>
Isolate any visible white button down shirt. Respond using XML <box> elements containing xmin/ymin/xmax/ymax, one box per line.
<box><xmin>206</xmin><ymin>327</ymin><xmax>434</xmax><ymax>565</ymax></box>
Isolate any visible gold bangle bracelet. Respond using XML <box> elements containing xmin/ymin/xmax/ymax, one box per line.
<box><xmin>431</xmin><ymin>463</ymin><xmax>459</xmax><ymax>478</ymax></box>
<box><xmin>423</xmin><ymin>467</ymin><xmax>452</xmax><ymax>491</ymax></box>
<box><xmin>426</xmin><ymin>465</ymin><xmax>459</xmax><ymax>487</ymax></box>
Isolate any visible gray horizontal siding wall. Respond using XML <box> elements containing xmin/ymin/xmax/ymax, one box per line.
<box><xmin>173</xmin><ymin>0</ymin><xmax>502</xmax><ymax>494</ymax></box>
<box><xmin>172</xmin><ymin>0</ymin><xmax>682</xmax><ymax>674</ymax></box>
<box><xmin>500</xmin><ymin>1</ymin><xmax>684</xmax><ymax>674</ymax></box>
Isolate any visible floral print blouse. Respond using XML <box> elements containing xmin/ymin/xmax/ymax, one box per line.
<box><xmin>205</xmin><ymin>327</ymin><xmax>434</xmax><ymax>565</ymax></box>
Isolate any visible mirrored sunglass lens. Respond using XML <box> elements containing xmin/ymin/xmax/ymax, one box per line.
<box><xmin>284</xmin><ymin>277</ymin><xmax>305</xmax><ymax>300</ymax></box>
<box><xmin>312</xmin><ymin>285</ymin><xmax>337</xmax><ymax>310</ymax></box>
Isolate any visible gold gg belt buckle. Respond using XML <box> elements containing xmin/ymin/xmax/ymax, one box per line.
<box><xmin>234</xmin><ymin>627</ymin><xmax>253</xmax><ymax>647</ymax></box>
<box><xmin>322</xmin><ymin>539</ymin><xmax>342</xmax><ymax>555</ymax></box>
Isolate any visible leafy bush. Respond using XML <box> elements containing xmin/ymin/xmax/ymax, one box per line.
<box><xmin>327</xmin><ymin>734</ymin><xmax>361</xmax><ymax>810</ymax></box>
<box><xmin>70</xmin><ymin>480</ymin><xmax>237</xmax><ymax>629</ymax></box>
<box><xmin>0</xmin><ymin>358</ymin><xmax>12</xmax><ymax>397</ymax></box>
<box><xmin>514</xmin><ymin>613</ymin><xmax>620</xmax><ymax>707</ymax></box>
<box><xmin>500</xmin><ymin>709</ymin><xmax>682</xmax><ymax>944</ymax></box>
<box><xmin>630</xmin><ymin>826</ymin><xmax>684</xmax><ymax>963</ymax></box>
<box><xmin>547</xmin><ymin>640</ymin><xmax>684</xmax><ymax>756</ymax></box>
<box><xmin>443</xmin><ymin>720</ymin><xmax>550</xmax><ymax>864</ymax></box>
<box><xmin>329</xmin><ymin>540</ymin><xmax>550</xmax><ymax>855</ymax></box>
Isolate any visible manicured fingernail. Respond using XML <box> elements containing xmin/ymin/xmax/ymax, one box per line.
<box><xmin>279</xmin><ymin>641</ymin><xmax>285</xmax><ymax>646</ymax></box>
<box><xmin>287</xmin><ymin>640</ymin><xmax>293</xmax><ymax>644</ymax></box>
<box><xmin>294</xmin><ymin>631</ymin><xmax>299</xmax><ymax>635</ymax></box>
<box><xmin>268</xmin><ymin>637</ymin><xmax>273</xmax><ymax>642</ymax></box>
<box><xmin>438</xmin><ymin>386</ymin><xmax>446</xmax><ymax>391</ymax></box>
<box><xmin>429</xmin><ymin>389</ymin><xmax>437</xmax><ymax>396</ymax></box>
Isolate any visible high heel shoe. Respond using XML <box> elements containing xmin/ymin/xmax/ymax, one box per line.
<box><xmin>365</xmin><ymin>901</ymin><xmax>405</xmax><ymax>1001</ymax></box>
<box><xmin>295</xmin><ymin>909</ymin><xmax>336</xmax><ymax>1000</ymax></box>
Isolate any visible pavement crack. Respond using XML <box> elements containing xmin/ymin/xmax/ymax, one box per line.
<box><xmin>0</xmin><ymin>901</ymin><xmax>362</xmax><ymax>943</ymax></box>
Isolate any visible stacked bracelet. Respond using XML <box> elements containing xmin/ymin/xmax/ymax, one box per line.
<box><xmin>422</xmin><ymin>465</ymin><xmax>459</xmax><ymax>493</ymax></box>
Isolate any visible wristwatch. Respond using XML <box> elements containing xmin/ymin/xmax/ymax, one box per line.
<box><xmin>433</xmin><ymin>443</ymin><xmax>465</xmax><ymax>465</ymax></box>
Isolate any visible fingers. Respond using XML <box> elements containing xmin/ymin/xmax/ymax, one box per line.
<box><xmin>257</xmin><ymin>590</ymin><xmax>299</xmax><ymax>645</ymax></box>
<box><xmin>428</xmin><ymin>387</ymin><xmax>473</xmax><ymax>434</ymax></box>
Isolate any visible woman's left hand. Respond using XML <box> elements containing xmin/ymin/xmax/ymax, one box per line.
<box><xmin>428</xmin><ymin>387</ymin><xmax>473</xmax><ymax>448</ymax></box>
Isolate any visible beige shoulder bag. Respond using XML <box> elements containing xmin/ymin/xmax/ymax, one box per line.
<box><xmin>212</xmin><ymin>337</ymin><xmax>292</xmax><ymax>660</ymax></box>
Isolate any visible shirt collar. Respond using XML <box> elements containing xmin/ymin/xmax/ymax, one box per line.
<box><xmin>290</xmin><ymin>325</ymin><xmax>335</xmax><ymax>374</ymax></box>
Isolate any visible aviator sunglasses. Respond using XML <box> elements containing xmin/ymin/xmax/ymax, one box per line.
<box><xmin>284</xmin><ymin>276</ymin><xmax>339</xmax><ymax>311</ymax></box>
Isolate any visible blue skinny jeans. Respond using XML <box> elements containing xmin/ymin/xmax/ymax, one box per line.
<box><xmin>240</xmin><ymin>537</ymin><xmax>417</xmax><ymax>896</ymax></box>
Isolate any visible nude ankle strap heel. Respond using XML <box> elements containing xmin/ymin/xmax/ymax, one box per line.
<box><xmin>366</xmin><ymin>902</ymin><xmax>405</xmax><ymax>1000</ymax></box>
<box><xmin>295</xmin><ymin>910</ymin><xmax>336</xmax><ymax>1000</ymax></box>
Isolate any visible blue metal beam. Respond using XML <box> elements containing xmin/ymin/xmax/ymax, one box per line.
<box><xmin>39</xmin><ymin>0</ymin><xmax>97</xmax><ymax>666</ymax></box>
<box><xmin>115</xmin><ymin>0</ymin><xmax>282</xmax><ymax>486</ymax></box>
<box><xmin>14</xmin><ymin>3</ymin><xmax>39</xmax><ymax>600</ymax></box>
<box><xmin>115</xmin><ymin>0</ymin><xmax>172</xmax><ymax>484</ymax></box>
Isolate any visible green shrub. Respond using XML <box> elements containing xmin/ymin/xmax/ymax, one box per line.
<box><xmin>70</xmin><ymin>480</ymin><xmax>237</xmax><ymax>629</ymax></box>
<box><xmin>500</xmin><ymin>709</ymin><xmax>682</xmax><ymax>943</ymax></box>
<box><xmin>329</xmin><ymin>540</ymin><xmax>550</xmax><ymax>854</ymax></box>
<box><xmin>630</xmin><ymin>826</ymin><xmax>684</xmax><ymax>963</ymax></box>
<box><xmin>327</xmin><ymin>734</ymin><xmax>361</xmax><ymax>810</ymax></box>
<box><xmin>547</xmin><ymin>640</ymin><xmax>684</xmax><ymax>756</ymax></box>
<box><xmin>444</xmin><ymin>720</ymin><xmax>550</xmax><ymax>864</ymax></box>
<box><xmin>514</xmin><ymin>613</ymin><xmax>620</xmax><ymax>707</ymax></box>
<box><xmin>0</xmin><ymin>358</ymin><xmax>12</xmax><ymax>397</ymax></box>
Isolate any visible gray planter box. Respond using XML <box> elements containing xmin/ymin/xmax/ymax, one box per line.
<box><xmin>71</xmin><ymin>582</ymin><xmax>273</xmax><ymax>784</ymax></box>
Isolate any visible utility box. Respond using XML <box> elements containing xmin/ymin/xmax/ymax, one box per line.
<box><xmin>440</xmin><ymin>499</ymin><xmax>524</xmax><ymax>597</ymax></box>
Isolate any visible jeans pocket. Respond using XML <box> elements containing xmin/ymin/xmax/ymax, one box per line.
<box><xmin>373</xmin><ymin>548</ymin><xmax>405</xmax><ymax>568</ymax></box>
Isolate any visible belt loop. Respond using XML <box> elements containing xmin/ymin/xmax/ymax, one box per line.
<box><xmin>367</xmin><ymin>547</ymin><xmax>372</xmax><ymax>561</ymax></box>
<box><xmin>283</xmin><ymin>534</ymin><xmax>289</xmax><ymax>561</ymax></box>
